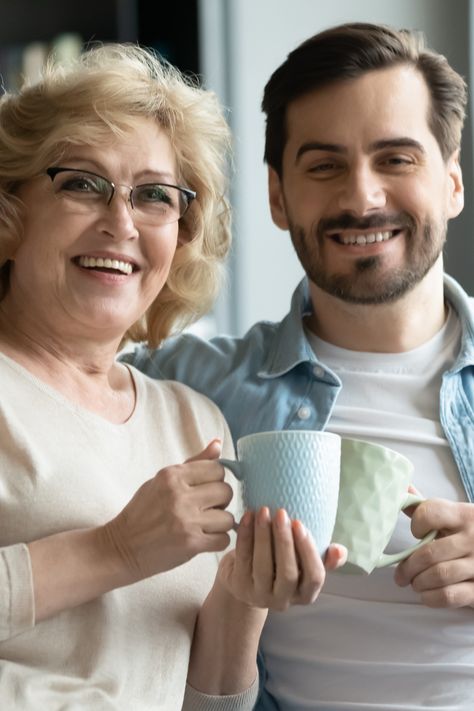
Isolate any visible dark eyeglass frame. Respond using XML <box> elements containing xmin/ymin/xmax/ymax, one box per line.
<box><xmin>45</xmin><ymin>166</ymin><xmax>197</xmax><ymax>216</ymax></box>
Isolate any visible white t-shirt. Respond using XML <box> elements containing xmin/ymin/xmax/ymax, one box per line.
<box><xmin>261</xmin><ymin>307</ymin><xmax>474</xmax><ymax>710</ymax></box>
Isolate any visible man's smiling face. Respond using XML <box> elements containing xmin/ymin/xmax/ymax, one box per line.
<box><xmin>269</xmin><ymin>64</ymin><xmax>464</xmax><ymax>304</ymax></box>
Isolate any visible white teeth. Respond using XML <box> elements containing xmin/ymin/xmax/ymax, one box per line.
<box><xmin>77</xmin><ymin>256</ymin><xmax>133</xmax><ymax>274</ymax></box>
<box><xmin>340</xmin><ymin>231</ymin><xmax>393</xmax><ymax>245</ymax></box>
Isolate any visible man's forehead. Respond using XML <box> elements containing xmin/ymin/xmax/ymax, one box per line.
<box><xmin>284</xmin><ymin>65</ymin><xmax>433</xmax><ymax>149</ymax></box>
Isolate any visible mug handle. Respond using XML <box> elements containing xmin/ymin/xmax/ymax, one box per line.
<box><xmin>219</xmin><ymin>458</ymin><xmax>243</xmax><ymax>480</ymax></box>
<box><xmin>375</xmin><ymin>493</ymin><xmax>437</xmax><ymax>568</ymax></box>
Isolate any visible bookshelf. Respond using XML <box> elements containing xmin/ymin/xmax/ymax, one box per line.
<box><xmin>0</xmin><ymin>0</ymin><xmax>199</xmax><ymax>91</ymax></box>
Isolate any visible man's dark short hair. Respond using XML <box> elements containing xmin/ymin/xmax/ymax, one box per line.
<box><xmin>262</xmin><ymin>22</ymin><xmax>467</xmax><ymax>175</ymax></box>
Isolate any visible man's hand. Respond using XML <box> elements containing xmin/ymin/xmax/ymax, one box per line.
<box><xmin>394</xmin><ymin>498</ymin><xmax>474</xmax><ymax>608</ymax></box>
<box><xmin>217</xmin><ymin>506</ymin><xmax>347</xmax><ymax>611</ymax></box>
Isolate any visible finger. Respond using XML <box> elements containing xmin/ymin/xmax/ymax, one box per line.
<box><xmin>395</xmin><ymin>533</ymin><xmax>467</xmax><ymax>586</ymax></box>
<box><xmin>194</xmin><ymin>480</ymin><xmax>234</xmax><ymax>510</ymax></box>
<box><xmin>409</xmin><ymin>557</ymin><xmax>474</xmax><ymax>594</ymax></box>
<box><xmin>271</xmin><ymin>509</ymin><xmax>300</xmax><ymax>609</ymax></box>
<box><xmin>201</xmin><ymin>508</ymin><xmax>235</xmax><ymax>534</ymax></box>
<box><xmin>233</xmin><ymin>511</ymin><xmax>255</xmax><ymax>589</ymax></box>
<box><xmin>292</xmin><ymin>520</ymin><xmax>326</xmax><ymax>604</ymax></box>
<box><xmin>200</xmin><ymin>531</ymin><xmax>231</xmax><ymax>553</ymax></box>
<box><xmin>184</xmin><ymin>439</ymin><xmax>222</xmax><ymax>464</ymax></box>
<box><xmin>418</xmin><ymin>581</ymin><xmax>474</xmax><ymax>609</ymax></box>
<box><xmin>324</xmin><ymin>542</ymin><xmax>348</xmax><ymax>571</ymax></box>
<box><xmin>177</xmin><ymin>459</ymin><xmax>226</xmax><ymax>487</ymax></box>
<box><xmin>410</xmin><ymin>499</ymin><xmax>471</xmax><ymax>539</ymax></box>
<box><xmin>253</xmin><ymin>507</ymin><xmax>275</xmax><ymax>598</ymax></box>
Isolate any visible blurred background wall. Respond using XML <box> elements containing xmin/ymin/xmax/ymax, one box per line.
<box><xmin>1</xmin><ymin>0</ymin><xmax>472</xmax><ymax>336</ymax></box>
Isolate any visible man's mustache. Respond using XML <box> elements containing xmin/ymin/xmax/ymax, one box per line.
<box><xmin>317</xmin><ymin>211</ymin><xmax>416</xmax><ymax>235</ymax></box>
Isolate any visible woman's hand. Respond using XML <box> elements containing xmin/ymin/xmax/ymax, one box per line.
<box><xmin>216</xmin><ymin>507</ymin><xmax>347</xmax><ymax>611</ymax></box>
<box><xmin>29</xmin><ymin>441</ymin><xmax>234</xmax><ymax>623</ymax></box>
<box><xmin>101</xmin><ymin>440</ymin><xmax>235</xmax><ymax>585</ymax></box>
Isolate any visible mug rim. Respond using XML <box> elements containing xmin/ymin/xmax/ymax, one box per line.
<box><xmin>238</xmin><ymin>430</ymin><xmax>341</xmax><ymax>445</ymax></box>
<box><xmin>341</xmin><ymin>437</ymin><xmax>413</xmax><ymax>465</ymax></box>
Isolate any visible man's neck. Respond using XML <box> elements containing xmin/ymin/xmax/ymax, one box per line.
<box><xmin>305</xmin><ymin>262</ymin><xmax>446</xmax><ymax>353</ymax></box>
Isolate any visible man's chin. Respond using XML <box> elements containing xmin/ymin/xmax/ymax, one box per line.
<box><xmin>314</xmin><ymin>273</ymin><xmax>420</xmax><ymax>305</ymax></box>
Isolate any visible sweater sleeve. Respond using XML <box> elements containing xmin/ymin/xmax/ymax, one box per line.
<box><xmin>181</xmin><ymin>674</ymin><xmax>259</xmax><ymax>711</ymax></box>
<box><xmin>0</xmin><ymin>543</ymin><xmax>35</xmax><ymax>641</ymax></box>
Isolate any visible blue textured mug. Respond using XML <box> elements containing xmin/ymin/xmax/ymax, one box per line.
<box><xmin>220</xmin><ymin>430</ymin><xmax>341</xmax><ymax>556</ymax></box>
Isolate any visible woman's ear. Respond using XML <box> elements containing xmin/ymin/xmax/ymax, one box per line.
<box><xmin>177</xmin><ymin>222</ymin><xmax>193</xmax><ymax>247</ymax></box>
<box><xmin>268</xmin><ymin>167</ymin><xmax>289</xmax><ymax>230</ymax></box>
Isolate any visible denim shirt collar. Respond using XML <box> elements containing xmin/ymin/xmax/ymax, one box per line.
<box><xmin>258</xmin><ymin>274</ymin><xmax>474</xmax><ymax>379</ymax></box>
<box><xmin>258</xmin><ymin>278</ymin><xmax>329</xmax><ymax>379</ymax></box>
<box><xmin>443</xmin><ymin>273</ymin><xmax>474</xmax><ymax>372</ymax></box>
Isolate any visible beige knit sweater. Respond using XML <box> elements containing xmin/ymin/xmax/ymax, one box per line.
<box><xmin>0</xmin><ymin>354</ymin><xmax>257</xmax><ymax>710</ymax></box>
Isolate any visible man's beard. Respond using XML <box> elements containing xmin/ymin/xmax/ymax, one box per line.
<box><xmin>289</xmin><ymin>211</ymin><xmax>447</xmax><ymax>304</ymax></box>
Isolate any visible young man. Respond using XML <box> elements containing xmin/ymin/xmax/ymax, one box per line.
<box><xmin>123</xmin><ymin>23</ymin><xmax>474</xmax><ymax>710</ymax></box>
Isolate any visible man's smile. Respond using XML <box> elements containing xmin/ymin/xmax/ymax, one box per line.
<box><xmin>328</xmin><ymin>229</ymin><xmax>402</xmax><ymax>245</ymax></box>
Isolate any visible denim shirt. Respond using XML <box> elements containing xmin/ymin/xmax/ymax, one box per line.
<box><xmin>123</xmin><ymin>274</ymin><xmax>474</xmax><ymax>502</ymax></box>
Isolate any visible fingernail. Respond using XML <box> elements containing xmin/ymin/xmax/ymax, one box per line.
<box><xmin>257</xmin><ymin>506</ymin><xmax>270</xmax><ymax>527</ymax></box>
<box><xmin>275</xmin><ymin>508</ymin><xmax>290</xmax><ymax>530</ymax></box>
<box><xmin>335</xmin><ymin>544</ymin><xmax>348</xmax><ymax>565</ymax></box>
<box><xmin>292</xmin><ymin>520</ymin><xmax>307</xmax><ymax>538</ymax></box>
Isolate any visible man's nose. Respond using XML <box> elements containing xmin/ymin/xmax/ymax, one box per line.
<box><xmin>336</xmin><ymin>164</ymin><xmax>386</xmax><ymax>215</ymax></box>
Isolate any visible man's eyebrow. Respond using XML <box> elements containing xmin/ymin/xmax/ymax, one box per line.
<box><xmin>295</xmin><ymin>137</ymin><xmax>426</xmax><ymax>164</ymax></box>
<box><xmin>295</xmin><ymin>142</ymin><xmax>347</xmax><ymax>163</ymax></box>
<box><xmin>369</xmin><ymin>138</ymin><xmax>426</xmax><ymax>153</ymax></box>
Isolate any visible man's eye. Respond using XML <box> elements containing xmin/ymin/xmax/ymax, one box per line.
<box><xmin>308</xmin><ymin>162</ymin><xmax>342</xmax><ymax>177</ymax></box>
<box><xmin>381</xmin><ymin>156</ymin><xmax>414</xmax><ymax>167</ymax></box>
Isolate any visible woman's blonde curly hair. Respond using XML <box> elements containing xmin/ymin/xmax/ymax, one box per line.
<box><xmin>0</xmin><ymin>43</ymin><xmax>232</xmax><ymax>346</ymax></box>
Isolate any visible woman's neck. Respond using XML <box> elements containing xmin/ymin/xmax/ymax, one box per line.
<box><xmin>0</xmin><ymin>300</ymin><xmax>135</xmax><ymax>423</ymax></box>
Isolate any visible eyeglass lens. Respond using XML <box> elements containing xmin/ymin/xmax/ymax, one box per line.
<box><xmin>48</xmin><ymin>169</ymin><xmax>192</xmax><ymax>225</ymax></box>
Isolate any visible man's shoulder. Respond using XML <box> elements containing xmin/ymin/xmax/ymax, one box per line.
<box><xmin>121</xmin><ymin>318</ymin><xmax>281</xmax><ymax>382</ymax></box>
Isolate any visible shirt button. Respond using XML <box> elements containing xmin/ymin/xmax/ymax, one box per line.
<box><xmin>313</xmin><ymin>365</ymin><xmax>325</xmax><ymax>378</ymax></box>
<box><xmin>297</xmin><ymin>406</ymin><xmax>311</xmax><ymax>420</ymax></box>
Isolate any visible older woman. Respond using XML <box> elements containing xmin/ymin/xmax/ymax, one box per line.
<box><xmin>0</xmin><ymin>45</ymin><xmax>342</xmax><ymax>710</ymax></box>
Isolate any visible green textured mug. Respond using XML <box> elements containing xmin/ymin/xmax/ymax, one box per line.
<box><xmin>333</xmin><ymin>438</ymin><xmax>437</xmax><ymax>574</ymax></box>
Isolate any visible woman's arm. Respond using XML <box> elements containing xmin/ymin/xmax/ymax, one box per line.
<box><xmin>20</xmin><ymin>443</ymin><xmax>234</xmax><ymax>628</ymax></box>
<box><xmin>186</xmin><ymin>507</ymin><xmax>346</xmax><ymax>700</ymax></box>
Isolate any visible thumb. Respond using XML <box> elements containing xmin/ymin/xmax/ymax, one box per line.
<box><xmin>185</xmin><ymin>438</ymin><xmax>222</xmax><ymax>463</ymax></box>
<box><xmin>325</xmin><ymin>543</ymin><xmax>348</xmax><ymax>570</ymax></box>
<box><xmin>404</xmin><ymin>484</ymin><xmax>423</xmax><ymax>519</ymax></box>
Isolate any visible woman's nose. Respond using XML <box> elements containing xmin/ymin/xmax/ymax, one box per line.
<box><xmin>98</xmin><ymin>189</ymin><xmax>139</xmax><ymax>241</ymax></box>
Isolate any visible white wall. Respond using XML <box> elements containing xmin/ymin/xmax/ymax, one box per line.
<box><xmin>200</xmin><ymin>0</ymin><xmax>473</xmax><ymax>335</ymax></box>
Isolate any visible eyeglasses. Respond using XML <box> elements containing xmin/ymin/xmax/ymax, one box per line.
<box><xmin>45</xmin><ymin>167</ymin><xmax>196</xmax><ymax>226</ymax></box>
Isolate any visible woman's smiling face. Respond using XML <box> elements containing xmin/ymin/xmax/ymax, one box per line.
<box><xmin>9</xmin><ymin>117</ymin><xmax>182</xmax><ymax>344</ymax></box>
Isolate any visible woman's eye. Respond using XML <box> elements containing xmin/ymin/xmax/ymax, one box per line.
<box><xmin>61</xmin><ymin>176</ymin><xmax>100</xmax><ymax>193</ymax></box>
<box><xmin>136</xmin><ymin>185</ymin><xmax>172</xmax><ymax>205</ymax></box>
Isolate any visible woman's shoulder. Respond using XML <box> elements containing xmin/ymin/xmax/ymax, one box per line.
<box><xmin>129</xmin><ymin>364</ymin><xmax>226</xmax><ymax>424</ymax></box>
